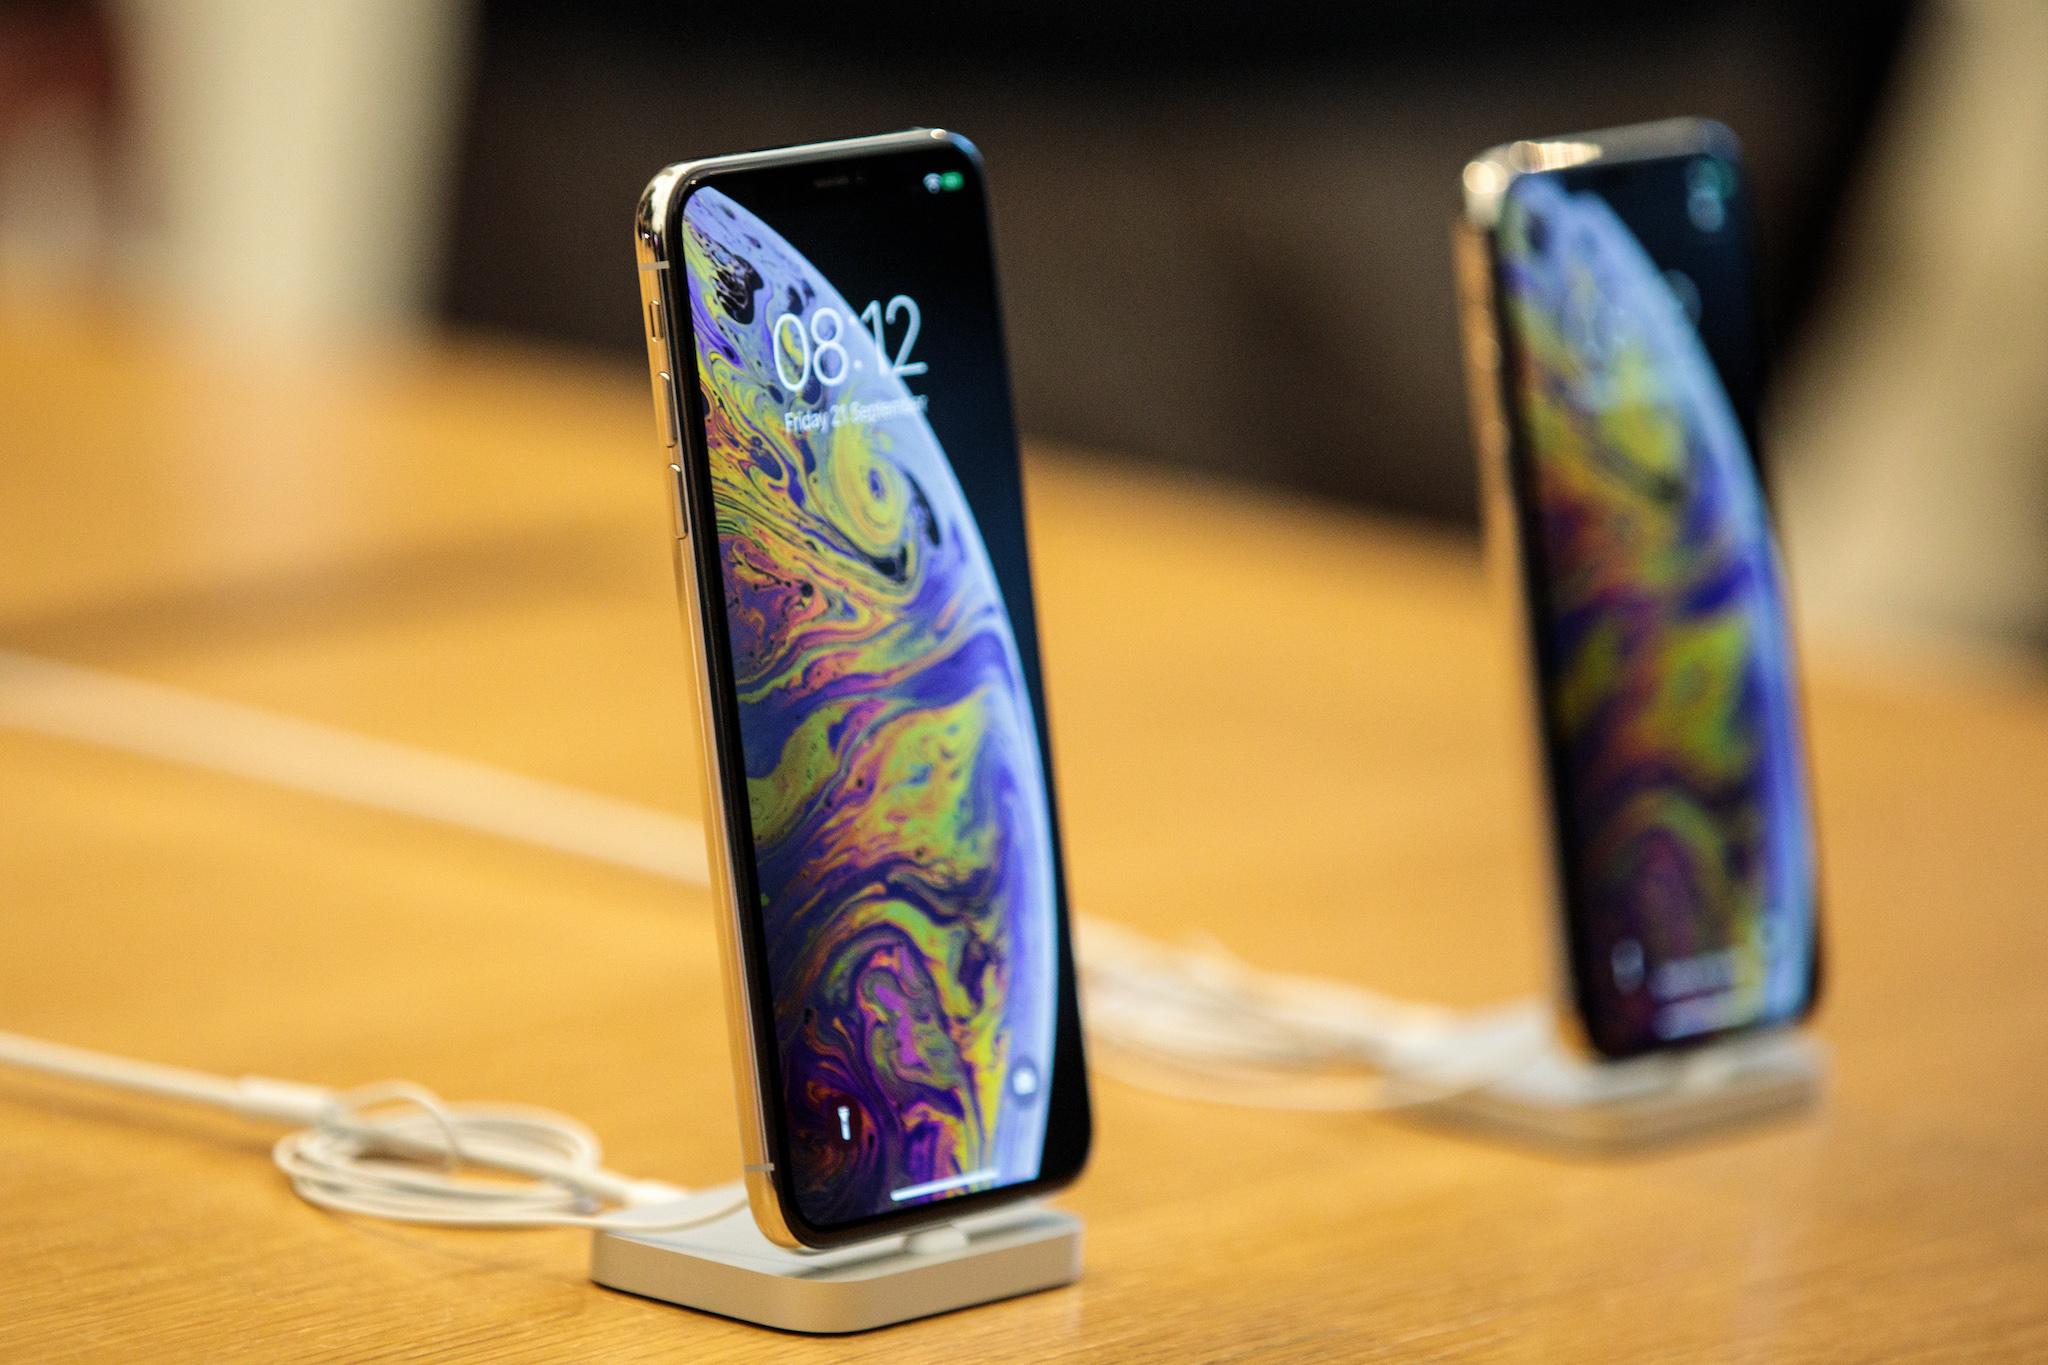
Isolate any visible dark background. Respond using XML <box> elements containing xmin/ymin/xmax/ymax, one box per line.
<box><xmin>441</xmin><ymin>2</ymin><xmax>1914</xmax><ymax>526</ymax></box>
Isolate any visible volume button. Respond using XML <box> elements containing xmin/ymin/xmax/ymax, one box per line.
<box><xmin>653</xmin><ymin>371</ymin><xmax>679</xmax><ymax>448</ymax></box>
<box><xmin>668</xmin><ymin>463</ymin><xmax>690</xmax><ymax>540</ymax></box>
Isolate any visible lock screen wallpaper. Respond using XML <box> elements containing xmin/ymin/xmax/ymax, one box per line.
<box><xmin>1497</xmin><ymin>167</ymin><xmax>1816</xmax><ymax>1054</ymax></box>
<box><xmin>678</xmin><ymin>179</ymin><xmax>1059</xmax><ymax>1229</ymax></box>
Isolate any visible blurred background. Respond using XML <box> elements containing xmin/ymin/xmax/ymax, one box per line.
<box><xmin>2</xmin><ymin>0</ymin><xmax>2042</xmax><ymax>655</ymax></box>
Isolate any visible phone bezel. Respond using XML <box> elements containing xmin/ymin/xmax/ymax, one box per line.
<box><xmin>647</xmin><ymin>130</ymin><xmax>1091</xmax><ymax>1248</ymax></box>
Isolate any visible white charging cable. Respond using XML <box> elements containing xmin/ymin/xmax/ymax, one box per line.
<box><xmin>0</xmin><ymin>925</ymin><xmax>1542</xmax><ymax>1241</ymax></box>
<box><xmin>0</xmin><ymin>1030</ymin><xmax>741</xmax><ymax>1232</ymax></box>
<box><xmin>1077</xmin><ymin>918</ymin><xmax>1549</xmax><ymax>1110</ymax></box>
<box><xmin>0</xmin><ymin>648</ymin><xmax>1547</xmax><ymax>1204</ymax></box>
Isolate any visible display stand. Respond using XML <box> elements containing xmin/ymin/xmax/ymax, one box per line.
<box><xmin>1392</xmin><ymin>1012</ymin><xmax>1825</xmax><ymax>1153</ymax></box>
<box><xmin>589</xmin><ymin>1182</ymin><xmax>1082</xmax><ymax>1334</ymax></box>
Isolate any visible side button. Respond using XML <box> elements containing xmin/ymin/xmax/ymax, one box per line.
<box><xmin>667</xmin><ymin>463</ymin><xmax>690</xmax><ymax>540</ymax></box>
<box><xmin>653</xmin><ymin>371</ymin><xmax>679</xmax><ymax>448</ymax></box>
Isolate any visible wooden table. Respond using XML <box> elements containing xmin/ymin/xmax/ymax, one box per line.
<box><xmin>4</xmin><ymin>304</ymin><xmax>2046</xmax><ymax>1360</ymax></box>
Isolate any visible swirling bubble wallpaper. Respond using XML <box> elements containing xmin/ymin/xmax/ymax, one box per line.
<box><xmin>680</xmin><ymin>187</ymin><xmax>1056</xmax><ymax>1227</ymax></box>
<box><xmin>1498</xmin><ymin>172</ymin><xmax>1815</xmax><ymax>1053</ymax></box>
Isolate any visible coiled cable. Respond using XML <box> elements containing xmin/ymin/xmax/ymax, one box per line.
<box><xmin>0</xmin><ymin>1030</ymin><xmax>740</xmax><ymax>1232</ymax></box>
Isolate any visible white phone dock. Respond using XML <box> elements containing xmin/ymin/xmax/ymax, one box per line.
<box><xmin>1393</xmin><ymin>1008</ymin><xmax>1824</xmax><ymax>1151</ymax></box>
<box><xmin>589</xmin><ymin>1183</ymin><xmax>1081</xmax><ymax>1334</ymax></box>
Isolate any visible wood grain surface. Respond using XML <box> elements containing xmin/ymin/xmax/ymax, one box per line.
<box><xmin>3</xmin><ymin>305</ymin><xmax>2045</xmax><ymax>1361</ymax></box>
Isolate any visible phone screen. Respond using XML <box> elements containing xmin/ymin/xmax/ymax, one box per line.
<box><xmin>672</xmin><ymin>142</ymin><xmax>1085</xmax><ymax>1237</ymax></box>
<box><xmin>1492</xmin><ymin>144</ymin><xmax>1818</xmax><ymax>1056</ymax></box>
